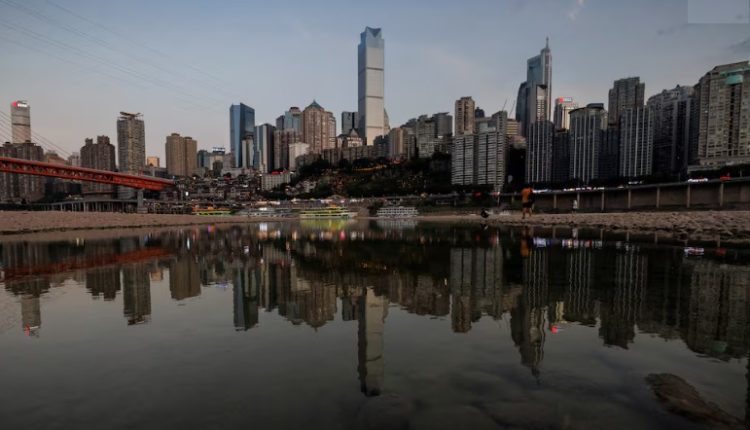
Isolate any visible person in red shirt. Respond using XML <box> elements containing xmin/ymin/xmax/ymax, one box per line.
<box><xmin>521</xmin><ymin>185</ymin><xmax>534</xmax><ymax>219</ymax></box>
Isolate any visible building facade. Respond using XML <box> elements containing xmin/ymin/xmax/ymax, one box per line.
<box><xmin>569</xmin><ymin>104</ymin><xmax>607</xmax><ymax>183</ymax></box>
<box><xmin>165</xmin><ymin>133</ymin><xmax>198</xmax><ymax>177</ymax></box>
<box><xmin>455</xmin><ymin>96</ymin><xmax>476</xmax><ymax>136</ymax></box>
<box><xmin>342</xmin><ymin>111</ymin><xmax>359</xmax><ymax>135</ymax></box>
<box><xmin>619</xmin><ymin>107</ymin><xmax>654</xmax><ymax>178</ymax></box>
<box><xmin>451</xmin><ymin>116</ymin><xmax>506</xmax><ymax>190</ymax></box>
<box><xmin>81</xmin><ymin>135</ymin><xmax>116</xmax><ymax>194</ymax></box>
<box><xmin>358</xmin><ymin>27</ymin><xmax>386</xmax><ymax>145</ymax></box>
<box><xmin>647</xmin><ymin>85</ymin><xmax>694</xmax><ymax>176</ymax></box>
<box><xmin>288</xmin><ymin>142</ymin><xmax>310</xmax><ymax>170</ymax></box>
<box><xmin>608</xmin><ymin>77</ymin><xmax>645</xmax><ymax>126</ymax></box>
<box><xmin>0</xmin><ymin>141</ymin><xmax>45</xmax><ymax>202</ymax></box>
<box><xmin>230</xmin><ymin>103</ymin><xmax>255</xmax><ymax>168</ymax></box>
<box><xmin>253</xmin><ymin>124</ymin><xmax>275</xmax><ymax>174</ymax></box>
<box><xmin>692</xmin><ymin>62</ymin><xmax>750</xmax><ymax>168</ymax></box>
<box><xmin>526</xmin><ymin>121</ymin><xmax>554</xmax><ymax>184</ymax></box>
<box><xmin>117</xmin><ymin>112</ymin><xmax>145</xmax><ymax>174</ymax></box>
<box><xmin>302</xmin><ymin>100</ymin><xmax>334</xmax><ymax>155</ymax></box>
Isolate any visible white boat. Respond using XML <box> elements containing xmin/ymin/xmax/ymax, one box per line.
<box><xmin>376</xmin><ymin>206</ymin><xmax>419</xmax><ymax>218</ymax></box>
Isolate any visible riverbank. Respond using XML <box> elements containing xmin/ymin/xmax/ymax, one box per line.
<box><xmin>1</xmin><ymin>210</ymin><xmax>749</xmax><ymax>243</ymax></box>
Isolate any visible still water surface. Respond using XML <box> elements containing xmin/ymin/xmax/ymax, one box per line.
<box><xmin>0</xmin><ymin>221</ymin><xmax>748</xmax><ymax>429</ymax></box>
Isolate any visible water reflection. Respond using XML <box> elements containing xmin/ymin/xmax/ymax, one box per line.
<box><xmin>1</xmin><ymin>222</ymin><xmax>749</xmax><ymax>426</ymax></box>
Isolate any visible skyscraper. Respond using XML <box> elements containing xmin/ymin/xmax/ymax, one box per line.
<box><xmin>451</xmin><ymin>112</ymin><xmax>506</xmax><ymax>190</ymax></box>
<box><xmin>553</xmin><ymin>97</ymin><xmax>578</xmax><ymax>130</ymax></box>
<box><xmin>302</xmin><ymin>100</ymin><xmax>334</xmax><ymax>154</ymax></box>
<box><xmin>254</xmin><ymin>124</ymin><xmax>275</xmax><ymax>173</ymax></box>
<box><xmin>81</xmin><ymin>135</ymin><xmax>116</xmax><ymax>194</ymax></box>
<box><xmin>647</xmin><ymin>86</ymin><xmax>694</xmax><ymax>176</ymax></box>
<box><xmin>230</xmin><ymin>103</ymin><xmax>255</xmax><ymax>168</ymax></box>
<box><xmin>619</xmin><ymin>107</ymin><xmax>654</xmax><ymax>178</ymax></box>
<box><xmin>692</xmin><ymin>62</ymin><xmax>750</xmax><ymax>168</ymax></box>
<box><xmin>608</xmin><ymin>77</ymin><xmax>645</xmax><ymax>126</ymax></box>
<box><xmin>10</xmin><ymin>101</ymin><xmax>31</xmax><ymax>143</ymax></box>
<box><xmin>454</xmin><ymin>96</ymin><xmax>476</xmax><ymax>136</ymax></box>
<box><xmin>165</xmin><ymin>133</ymin><xmax>197</xmax><ymax>177</ymax></box>
<box><xmin>342</xmin><ymin>111</ymin><xmax>359</xmax><ymax>135</ymax></box>
<box><xmin>569</xmin><ymin>103</ymin><xmax>607</xmax><ymax>183</ymax></box>
<box><xmin>276</xmin><ymin>107</ymin><xmax>302</xmax><ymax>132</ymax></box>
<box><xmin>358</xmin><ymin>27</ymin><xmax>385</xmax><ymax>145</ymax></box>
<box><xmin>516</xmin><ymin>39</ymin><xmax>552</xmax><ymax>135</ymax></box>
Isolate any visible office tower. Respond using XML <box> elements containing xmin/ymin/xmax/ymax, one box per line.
<box><xmin>122</xmin><ymin>264</ymin><xmax>151</xmax><ymax>325</ymax></box>
<box><xmin>288</xmin><ymin>142</ymin><xmax>309</xmax><ymax>170</ymax></box>
<box><xmin>117</xmin><ymin>111</ymin><xmax>145</xmax><ymax>175</ymax></box>
<box><xmin>455</xmin><ymin>96</ymin><xmax>476</xmax><ymax>136</ymax></box>
<box><xmin>475</xmin><ymin>107</ymin><xmax>485</xmax><ymax>119</ymax></box>
<box><xmin>415</xmin><ymin>113</ymin><xmax>452</xmax><ymax>158</ymax></box>
<box><xmin>647</xmin><ymin>86</ymin><xmax>694</xmax><ymax>175</ymax></box>
<box><xmin>553</xmin><ymin>97</ymin><xmax>578</xmax><ymax>130</ymax></box>
<box><xmin>551</xmin><ymin>130</ymin><xmax>571</xmax><ymax>183</ymax></box>
<box><xmin>230</xmin><ymin>103</ymin><xmax>255</xmax><ymax>168</ymax></box>
<box><xmin>526</xmin><ymin>121</ymin><xmax>554</xmax><ymax>183</ymax></box>
<box><xmin>196</xmin><ymin>149</ymin><xmax>209</xmax><ymax>169</ymax></box>
<box><xmin>692</xmin><ymin>62</ymin><xmax>750</xmax><ymax>168</ymax></box>
<box><xmin>569</xmin><ymin>103</ymin><xmax>607</xmax><ymax>183</ymax></box>
<box><xmin>165</xmin><ymin>133</ymin><xmax>198</xmax><ymax>177</ymax></box>
<box><xmin>619</xmin><ymin>107</ymin><xmax>654</xmax><ymax>178</ymax></box>
<box><xmin>358</xmin><ymin>27</ymin><xmax>386</xmax><ymax>145</ymax></box>
<box><xmin>302</xmin><ymin>100</ymin><xmax>334</xmax><ymax>154</ymax></box>
<box><xmin>342</xmin><ymin>111</ymin><xmax>359</xmax><ymax>135</ymax></box>
<box><xmin>516</xmin><ymin>39</ymin><xmax>552</xmax><ymax>135</ymax></box>
<box><xmin>146</xmin><ymin>156</ymin><xmax>160</xmax><ymax>167</ymax></box>
<box><xmin>253</xmin><ymin>124</ymin><xmax>275</xmax><ymax>173</ymax></box>
<box><xmin>10</xmin><ymin>100</ymin><xmax>31</xmax><ymax>143</ymax></box>
<box><xmin>273</xmin><ymin>129</ymin><xmax>299</xmax><ymax>171</ymax></box>
<box><xmin>599</xmin><ymin>128</ymin><xmax>620</xmax><ymax>181</ymax></box>
<box><xmin>608</xmin><ymin>77</ymin><xmax>645</xmax><ymax>126</ymax></box>
<box><xmin>81</xmin><ymin>135</ymin><xmax>116</xmax><ymax>194</ymax></box>
<box><xmin>276</xmin><ymin>106</ymin><xmax>302</xmax><ymax>132</ymax></box>
<box><xmin>67</xmin><ymin>152</ymin><xmax>81</xmax><ymax>167</ymax></box>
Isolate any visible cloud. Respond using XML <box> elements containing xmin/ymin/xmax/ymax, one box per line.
<box><xmin>567</xmin><ymin>0</ymin><xmax>586</xmax><ymax>21</ymax></box>
<box><xmin>730</xmin><ymin>38</ymin><xmax>750</xmax><ymax>54</ymax></box>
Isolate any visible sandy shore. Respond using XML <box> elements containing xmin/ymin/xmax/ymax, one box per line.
<box><xmin>1</xmin><ymin>210</ymin><xmax>749</xmax><ymax>243</ymax></box>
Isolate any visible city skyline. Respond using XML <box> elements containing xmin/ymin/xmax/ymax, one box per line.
<box><xmin>1</xmin><ymin>0</ymin><xmax>748</xmax><ymax>159</ymax></box>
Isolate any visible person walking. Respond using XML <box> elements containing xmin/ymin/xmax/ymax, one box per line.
<box><xmin>572</xmin><ymin>198</ymin><xmax>579</xmax><ymax>214</ymax></box>
<box><xmin>521</xmin><ymin>185</ymin><xmax>534</xmax><ymax>219</ymax></box>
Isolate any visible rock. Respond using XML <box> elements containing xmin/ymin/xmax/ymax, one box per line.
<box><xmin>481</xmin><ymin>400</ymin><xmax>558</xmax><ymax>430</ymax></box>
<box><xmin>410</xmin><ymin>405</ymin><xmax>501</xmax><ymax>430</ymax></box>
<box><xmin>354</xmin><ymin>393</ymin><xmax>413</xmax><ymax>430</ymax></box>
<box><xmin>645</xmin><ymin>373</ymin><xmax>743</xmax><ymax>429</ymax></box>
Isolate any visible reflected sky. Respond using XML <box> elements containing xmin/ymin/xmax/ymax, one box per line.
<box><xmin>0</xmin><ymin>222</ymin><xmax>748</xmax><ymax>429</ymax></box>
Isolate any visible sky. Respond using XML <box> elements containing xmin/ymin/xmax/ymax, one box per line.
<box><xmin>0</xmin><ymin>0</ymin><xmax>748</xmax><ymax>161</ymax></box>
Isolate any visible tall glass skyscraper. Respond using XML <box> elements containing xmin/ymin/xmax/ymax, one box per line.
<box><xmin>516</xmin><ymin>39</ymin><xmax>552</xmax><ymax>136</ymax></box>
<box><xmin>230</xmin><ymin>103</ymin><xmax>255</xmax><ymax>168</ymax></box>
<box><xmin>357</xmin><ymin>27</ymin><xmax>385</xmax><ymax>146</ymax></box>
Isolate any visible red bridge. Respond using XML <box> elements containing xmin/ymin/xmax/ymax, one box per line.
<box><xmin>0</xmin><ymin>156</ymin><xmax>174</xmax><ymax>191</ymax></box>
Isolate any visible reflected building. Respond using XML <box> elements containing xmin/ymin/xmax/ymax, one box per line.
<box><xmin>21</xmin><ymin>294</ymin><xmax>41</xmax><ymax>337</ymax></box>
<box><xmin>233</xmin><ymin>264</ymin><xmax>260</xmax><ymax>330</ymax></box>
<box><xmin>122</xmin><ymin>264</ymin><xmax>151</xmax><ymax>325</ymax></box>
<box><xmin>512</xmin><ymin>247</ymin><xmax>549</xmax><ymax>378</ymax></box>
<box><xmin>358</xmin><ymin>287</ymin><xmax>387</xmax><ymax>396</ymax></box>
<box><xmin>169</xmin><ymin>258</ymin><xmax>201</xmax><ymax>301</ymax></box>
<box><xmin>86</xmin><ymin>267</ymin><xmax>121</xmax><ymax>300</ymax></box>
<box><xmin>599</xmin><ymin>250</ymin><xmax>647</xmax><ymax>348</ymax></box>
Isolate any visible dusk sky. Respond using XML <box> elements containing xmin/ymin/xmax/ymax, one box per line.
<box><xmin>0</xmin><ymin>0</ymin><xmax>748</xmax><ymax>160</ymax></box>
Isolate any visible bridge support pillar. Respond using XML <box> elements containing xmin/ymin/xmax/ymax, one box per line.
<box><xmin>137</xmin><ymin>189</ymin><xmax>146</xmax><ymax>214</ymax></box>
<box><xmin>627</xmin><ymin>189</ymin><xmax>632</xmax><ymax>210</ymax></box>
<box><xmin>553</xmin><ymin>194</ymin><xmax>558</xmax><ymax>211</ymax></box>
<box><xmin>655</xmin><ymin>187</ymin><xmax>661</xmax><ymax>209</ymax></box>
<box><xmin>600</xmin><ymin>191</ymin><xmax>605</xmax><ymax>212</ymax></box>
<box><xmin>719</xmin><ymin>182</ymin><xmax>724</xmax><ymax>208</ymax></box>
<box><xmin>686</xmin><ymin>185</ymin><xmax>691</xmax><ymax>209</ymax></box>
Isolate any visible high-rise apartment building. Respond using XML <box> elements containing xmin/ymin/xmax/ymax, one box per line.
<box><xmin>599</xmin><ymin>128</ymin><xmax>620</xmax><ymax>181</ymax></box>
<box><xmin>117</xmin><ymin>112</ymin><xmax>145</xmax><ymax>174</ymax></box>
<box><xmin>551</xmin><ymin>131</ymin><xmax>571</xmax><ymax>183</ymax></box>
<box><xmin>451</xmin><ymin>113</ymin><xmax>506</xmax><ymax>190</ymax></box>
<box><xmin>692</xmin><ymin>62</ymin><xmax>750</xmax><ymax>168</ymax></box>
<box><xmin>10</xmin><ymin>101</ymin><xmax>31</xmax><ymax>143</ymax></box>
<box><xmin>302</xmin><ymin>100</ymin><xmax>334</xmax><ymax>154</ymax></box>
<box><xmin>165</xmin><ymin>133</ymin><xmax>197</xmax><ymax>177</ymax></box>
<box><xmin>553</xmin><ymin>97</ymin><xmax>578</xmax><ymax>130</ymax></box>
<box><xmin>387</xmin><ymin>127</ymin><xmax>407</xmax><ymax>158</ymax></box>
<box><xmin>415</xmin><ymin>113</ymin><xmax>452</xmax><ymax>158</ymax></box>
<box><xmin>0</xmin><ymin>141</ymin><xmax>44</xmax><ymax>202</ymax></box>
<box><xmin>358</xmin><ymin>27</ymin><xmax>386</xmax><ymax>145</ymax></box>
<box><xmin>526</xmin><ymin>121</ymin><xmax>554</xmax><ymax>184</ymax></box>
<box><xmin>454</xmin><ymin>96</ymin><xmax>476</xmax><ymax>136</ymax></box>
<box><xmin>619</xmin><ymin>107</ymin><xmax>654</xmax><ymax>178</ymax></box>
<box><xmin>516</xmin><ymin>39</ymin><xmax>552</xmax><ymax>135</ymax></box>
<box><xmin>230</xmin><ymin>103</ymin><xmax>255</xmax><ymax>168</ymax></box>
<box><xmin>608</xmin><ymin>77</ymin><xmax>645</xmax><ymax>126</ymax></box>
<box><xmin>569</xmin><ymin>103</ymin><xmax>607</xmax><ymax>183</ymax></box>
<box><xmin>647</xmin><ymin>85</ymin><xmax>694</xmax><ymax>175</ymax></box>
<box><xmin>327</xmin><ymin>112</ymin><xmax>337</xmax><ymax>149</ymax></box>
<box><xmin>341</xmin><ymin>111</ymin><xmax>359</xmax><ymax>135</ymax></box>
<box><xmin>67</xmin><ymin>152</ymin><xmax>81</xmax><ymax>167</ymax></box>
<box><xmin>288</xmin><ymin>142</ymin><xmax>309</xmax><ymax>170</ymax></box>
<box><xmin>81</xmin><ymin>135</ymin><xmax>116</xmax><ymax>194</ymax></box>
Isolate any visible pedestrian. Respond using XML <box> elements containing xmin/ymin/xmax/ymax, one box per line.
<box><xmin>572</xmin><ymin>198</ymin><xmax>578</xmax><ymax>213</ymax></box>
<box><xmin>521</xmin><ymin>184</ymin><xmax>534</xmax><ymax>219</ymax></box>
